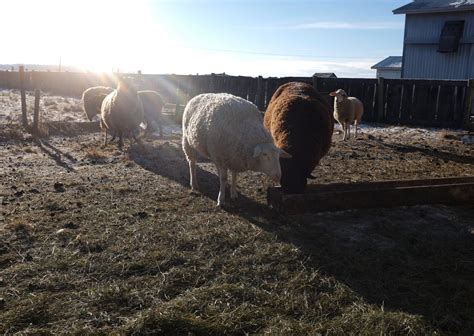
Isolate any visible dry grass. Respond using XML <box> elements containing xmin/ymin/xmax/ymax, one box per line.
<box><xmin>43</xmin><ymin>99</ymin><xmax>57</xmax><ymax>107</ymax></box>
<box><xmin>439</xmin><ymin>129</ymin><xmax>460</xmax><ymax>140</ymax></box>
<box><xmin>0</xmin><ymin>124</ymin><xmax>26</xmax><ymax>141</ymax></box>
<box><xmin>23</xmin><ymin>146</ymin><xmax>37</xmax><ymax>153</ymax></box>
<box><xmin>84</xmin><ymin>147</ymin><xmax>107</xmax><ymax>160</ymax></box>
<box><xmin>0</xmin><ymin>122</ymin><xmax>473</xmax><ymax>335</ymax></box>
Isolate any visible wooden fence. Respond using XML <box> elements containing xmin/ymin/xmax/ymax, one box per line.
<box><xmin>0</xmin><ymin>70</ymin><xmax>473</xmax><ymax>129</ymax></box>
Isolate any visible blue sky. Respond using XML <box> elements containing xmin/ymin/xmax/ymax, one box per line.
<box><xmin>1</xmin><ymin>0</ymin><xmax>409</xmax><ymax>77</ymax></box>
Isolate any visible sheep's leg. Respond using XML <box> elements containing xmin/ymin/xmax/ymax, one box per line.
<box><xmin>133</xmin><ymin>133</ymin><xmax>144</xmax><ymax>147</ymax></box>
<box><xmin>346</xmin><ymin>123</ymin><xmax>351</xmax><ymax>140</ymax></box>
<box><xmin>354</xmin><ymin>120</ymin><xmax>359</xmax><ymax>139</ymax></box>
<box><xmin>342</xmin><ymin>122</ymin><xmax>347</xmax><ymax>141</ymax></box>
<box><xmin>338</xmin><ymin>121</ymin><xmax>344</xmax><ymax>140</ymax></box>
<box><xmin>189</xmin><ymin>158</ymin><xmax>198</xmax><ymax>191</ymax></box>
<box><xmin>118</xmin><ymin>132</ymin><xmax>124</xmax><ymax>150</ymax></box>
<box><xmin>217</xmin><ymin>166</ymin><xmax>228</xmax><ymax>206</ymax></box>
<box><xmin>103</xmin><ymin>129</ymin><xmax>108</xmax><ymax>146</ymax></box>
<box><xmin>159</xmin><ymin>121</ymin><xmax>163</xmax><ymax>138</ymax></box>
<box><xmin>230</xmin><ymin>171</ymin><xmax>238</xmax><ymax>200</ymax></box>
<box><xmin>183</xmin><ymin>137</ymin><xmax>198</xmax><ymax>191</ymax></box>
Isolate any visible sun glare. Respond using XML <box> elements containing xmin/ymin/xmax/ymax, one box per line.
<box><xmin>2</xmin><ymin>0</ymin><xmax>179</xmax><ymax>73</ymax></box>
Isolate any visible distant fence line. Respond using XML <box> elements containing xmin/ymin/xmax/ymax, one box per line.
<box><xmin>0</xmin><ymin>70</ymin><xmax>473</xmax><ymax>129</ymax></box>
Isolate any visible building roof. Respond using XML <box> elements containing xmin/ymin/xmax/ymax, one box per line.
<box><xmin>312</xmin><ymin>73</ymin><xmax>337</xmax><ymax>78</ymax></box>
<box><xmin>371</xmin><ymin>56</ymin><xmax>403</xmax><ymax>70</ymax></box>
<box><xmin>394</xmin><ymin>0</ymin><xmax>474</xmax><ymax>15</ymax></box>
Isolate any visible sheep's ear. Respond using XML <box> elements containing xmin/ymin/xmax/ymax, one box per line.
<box><xmin>329</xmin><ymin>91</ymin><xmax>336</xmax><ymax>97</ymax></box>
<box><xmin>253</xmin><ymin>145</ymin><xmax>262</xmax><ymax>158</ymax></box>
<box><xmin>279</xmin><ymin>148</ymin><xmax>292</xmax><ymax>159</ymax></box>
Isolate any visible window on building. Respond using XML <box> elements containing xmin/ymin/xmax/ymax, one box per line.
<box><xmin>438</xmin><ymin>20</ymin><xmax>465</xmax><ymax>53</ymax></box>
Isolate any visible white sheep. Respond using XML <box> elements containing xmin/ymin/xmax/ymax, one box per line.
<box><xmin>329</xmin><ymin>89</ymin><xmax>364</xmax><ymax>140</ymax></box>
<box><xmin>100</xmin><ymin>78</ymin><xmax>144</xmax><ymax>149</ymax></box>
<box><xmin>182</xmin><ymin>93</ymin><xmax>291</xmax><ymax>206</ymax></box>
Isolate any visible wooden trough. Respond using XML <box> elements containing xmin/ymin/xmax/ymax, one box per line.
<box><xmin>267</xmin><ymin>176</ymin><xmax>474</xmax><ymax>215</ymax></box>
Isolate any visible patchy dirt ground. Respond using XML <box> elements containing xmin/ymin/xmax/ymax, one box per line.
<box><xmin>0</xmin><ymin>90</ymin><xmax>473</xmax><ymax>335</ymax></box>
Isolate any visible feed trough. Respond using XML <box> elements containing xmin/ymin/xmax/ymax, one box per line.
<box><xmin>267</xmin><ymin>176</ymin><xmax>474</xmax><ymax>215</ymax></box>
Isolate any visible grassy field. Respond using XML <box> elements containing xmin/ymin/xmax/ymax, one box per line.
<box><xmin>1</xmin><ymin>91</ymin><xmax>473</xmax><ymax>335</ymax></box>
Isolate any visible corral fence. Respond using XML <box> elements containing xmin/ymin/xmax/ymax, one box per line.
<box><xmin>0</xmin><ymin>69</ymin><xmax>473</xmax><ymax>130</ymax></box>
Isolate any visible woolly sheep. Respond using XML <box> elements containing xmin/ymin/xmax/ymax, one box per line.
<box><xmin>100</xmin><ymin>77</ymin><xmax>144</xmax><ymax>149</ymax></box>
<box><xmin>329</xmin><ymin>89</ymin><xmax>364</xmax><ymax>140</ymax></box>
<box><xmin>264</xmin><ymin>82</ymin><xmax>333</xmax><ymax>194</ymax></box>
<box><xmin>139</xmin><ymin>90</ymin><xmax>165</xmax><ymax>138</ymax></box>
<box><xmin>182</xmin><ymin>93</ymin><xmax>291</xmax><ymax>206</ymax></box>
<box><xmin>82</xmin><ymin>86</ymin><xmax>114</xmax><ymax>121</ymax></box>
<box><xmin>82</xmin><ymin>86</ymin><xmax>164</xmax><ymax>137</ymax></box>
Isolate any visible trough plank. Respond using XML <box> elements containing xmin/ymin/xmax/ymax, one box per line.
<box><xmin>268</xmin><ymin>177</ymin><xmax>474</xmax><ymax>215</ymax></box>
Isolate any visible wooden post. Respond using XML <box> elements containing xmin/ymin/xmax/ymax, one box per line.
<box><xmin>174</xmin><ymin>77</ymin><xmax>181</xmax><ymax>122</ymax></box>
<box><xmin>312</xmin><ymin>75</ymin><xmax>318</xmax><ymax>91</ymax></box>
<box><xmin>33</xmin><ymin>89</ymin><xmax>40</xmax><ymax>134</ymax></box>
<box><xmin>210</xmin><ymin>73</ymin><xmax>216</xmax><ymax>93</ymax></box>
<box><xmin>19</xmin><ymin>66</ymin><xmax>28</xmax><ymax>128</ymax></box>
<box><xmin>463</xmin><ymin>79</ymin><xmax>474</xmax><ymax>130</ymax></box>
<box><xmin>255</xmin><ymin>76</ymin><xmax>264</xmax><ymax>111</ymax></box>
<box><xmin>377</xmin><ymin>77</ymin><xmax>385</xmax><ymax>122</ymax></box>
<box><xmin>264</xmin><ymin>79</ymin><xmax>270</xmax><ymax>111</ymax></box>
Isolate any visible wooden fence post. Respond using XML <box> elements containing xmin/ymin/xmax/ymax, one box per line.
<box><xmin>256</xmin><ymin>76</ymin><xmax>264</xmax><ymax>111</ymax></box>
<box><xmin>312</xmin><ymin>75</ymin><xmax>318</xmax><ymax>91</ymax></box>
<box><xmin>377</xmin><ymin>77</ymin><xmax>385</xmax><ymax>122</ymax></box>
<box><xmin>208</xmin><ymin>73</ymin><xmax>216</xmax><ymax>93</ymax></box>
<box><xmin>174</xmin><ymin>76</ymin><xmax>183</xmax><ymax>122</ymax></box>
<box><xmin>33</xmin><ymin>89</ymin><xmax>41</xmax><ymax>135</ymax></box>
<box><xmin>463</xmin><ymin>79</ymin><xmax>474</xmax><ymax>130</ymax></box>
<box><xmin>19</xmin><ymin>66</ymin><xmax>28</xmax><ymax>128</ymax></box>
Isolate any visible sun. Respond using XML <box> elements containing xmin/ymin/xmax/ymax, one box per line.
<box><xmin>1</xmin><ymin>0</ymin><xmax>179</xmax><ymax>73</ymax></box>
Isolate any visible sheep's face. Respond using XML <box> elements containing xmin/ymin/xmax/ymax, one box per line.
<box><xmin>253</xmin><ymin>143</ymin><xmax>291</xmax><ymax>183</ymax></box>
<box><xmin>329</xmin><ymin>89</ymin><xmax>348</xmax><ymax>103</ymax></box>
<box><xmin>280</xmin><ymin>160</ymin><xmax>308</xmax><ymax>194</ymax></box>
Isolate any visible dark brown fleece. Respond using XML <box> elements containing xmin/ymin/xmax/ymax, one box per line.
<box><xmin>264</xmin><ymin>82</ymin><xmax>333</xmax><ymax>193</ymax></box>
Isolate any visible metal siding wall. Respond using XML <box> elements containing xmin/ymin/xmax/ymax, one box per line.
<box><xmin>406</xmin><ymin>12</ymin><xmax>474</xmax><ymax>40</ymax></box>
<box><xmin>378</xmin><ymin>70</ymin><xmax>402</xmax><ymax>79</ymax></box>
<box><xmin>404</xmin><ymin>13</ymin><xmax>474</xmax><ymax>79</ymax></box>
<box><xmin>404</xmin><ymin>44</ymin><xmax>472</xmax><ymax>79</ymax></box>
<box><xmin>469</xmin><ymin>44</ymin><xmax>474</xmax><ymax>78</ymax></box>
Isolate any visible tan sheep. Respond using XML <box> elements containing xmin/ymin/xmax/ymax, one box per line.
<box><xmin>100</xmin><ymin>78</ymin><xmax>144</xmax><ymax>149</ymax></box>
<box><xmin>329</xmin><ymin>89</ymin><xmax>364</xmax><ymax>140</ymax></box>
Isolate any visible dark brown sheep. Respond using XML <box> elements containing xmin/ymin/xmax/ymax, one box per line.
<box><xmin>264</xmin><ymin>82</ymin><xmax>333</xmax><ymax>194</ymax></box>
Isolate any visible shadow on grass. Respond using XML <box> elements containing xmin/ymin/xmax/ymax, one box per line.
<box><xmin>379</xmin><ymin>142</ymin><xmax>474</xmax><ymax>165</ymax></box>
<box><xmin>258</xmin><ymin>204</ymin><xmax>474</xmax><ymax>335</ymax></box>
<box><xmin>34</xmin><ymin>139</ymin><xmax>76</xmax><ymax>172</ymax></box>
<box><xmin>129</xmin><ymin>141</ymin><xmax>474</xmax><ymax>335</ymax></box>
<box><xmin>129</xmin><ymin>142</ymin><xmax>267</xmax><ymax>224</ymax></box>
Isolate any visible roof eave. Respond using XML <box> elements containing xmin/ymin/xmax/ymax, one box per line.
<box><xmin>393</xmin><ymin>6</ymin><xmax>474</xmax><ymax>15</ymax></box>
<box><xmin>371</xmin><ymin>66</ymin><xmax>402</xmax><ymax>70</ymax></box>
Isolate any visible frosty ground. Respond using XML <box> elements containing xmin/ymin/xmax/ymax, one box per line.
<box><xmin>0</xmin><ymin>90</ymin><xmax>473</xmax><ymax>335</ymax></box>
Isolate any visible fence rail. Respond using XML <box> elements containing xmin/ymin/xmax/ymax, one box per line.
<box><xmin>0</xmin><ymin>70</ymin><xmax>473</xmax><ymax>129</ymax></box>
